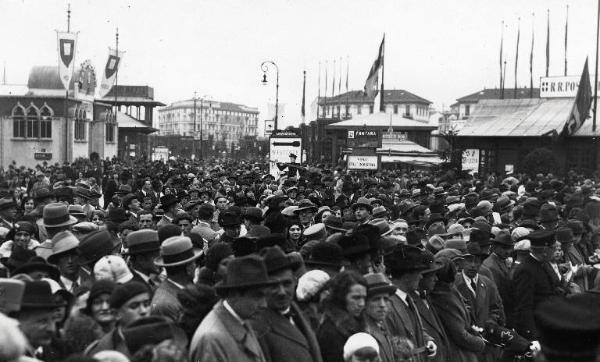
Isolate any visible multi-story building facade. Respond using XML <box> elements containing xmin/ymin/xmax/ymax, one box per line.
<box><xmin>157</xmin><ymin>99</ymin><xmax>259</xmax><ymax>150</ymax></box>
<box><xmin>318</xmin><ymin>89</ymin><xmax>432</xmax><ymax>122</ymax></box>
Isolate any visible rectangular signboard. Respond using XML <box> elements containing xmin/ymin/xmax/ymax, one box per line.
<box><xmin>348</xmin><ymin>155</ymin><xmax>378</xmax><ymax>170</ymax></box>
<box><xmin>382</xmin><ymin>132</ymin><xmax>407</xmax><ymax>141</ymax></box>
<box><xmin>34</xmin><ymin>152</ymin><xmax>52</xmax><ymax>160</ymax></box>
<box><xmin>462</xmin><ymin>149</ymin><xmax>479</xmax><ymax>174</ymax></box>
<box><xmin>347</xmin><ymin>130</ymin><xmax>380</xmax><ymax>148</ymax></box>
<box><xmin>540</xmin><ymin>75</ymin><xmax>599</xmax><ymax>98</ymax></box>
<box><xmin>269</xmin><ymin>136</ymin><xmax>302</xmax><ymax>177</ymax></box>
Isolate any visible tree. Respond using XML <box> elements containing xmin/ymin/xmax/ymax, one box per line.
<box><xmin>520</xmin><ymin>147</ymin><xmax>558</xmax><ymax>176</ymax></box>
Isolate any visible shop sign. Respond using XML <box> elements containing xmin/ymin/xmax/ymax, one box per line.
<box><xmin>348</xmin><ymin>155</ymin><xmax>378</xmax><ymax>170</ymax></box>
<box><xmin>347</xmin><ymin>130</ymin><xmax>380</xmax><ymax>148</ymax></box>
<box><xmin>34</xmin><ymin>153</ymin><xmax>52</xmax><ymax>160</ymax></box>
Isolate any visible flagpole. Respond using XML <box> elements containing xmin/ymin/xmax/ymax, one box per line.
<box><xmin>380</xmin><ymin>34</ymin><xmax>385</xmax><ymax>113</ymax></box>
<box><xmin>64</xmin><ymin>4</ymin><xmax>71</xmax><ymax>163</ymax></box>
<box><xmin>593</xmin><ymin>0</ymin><xmax>599</xmax><ymax>132</ymax></box>
<box><xmin>324</xmin><ymin>60</ymin><xmax>328</xmax><ymax>117</ymax></box>
<box><xmin>345</xmin><ymin>55</ymin><xmax>349</xmax><ymax>118</ymax></box>
<box><xmin>115</xmin><ymin>28</ymin><xmax>119</xmax><ymax>117</ymax></box>
<box><xmin>515</xmin><ymin>17</ymin><xmax>520</xmax><ymax>99</ymax></box>
<box><xmin>530</xmin><ymin>13</ymin><xmax>535</xmax><ymax>98</ymax></box>
<box><xmin>502</xmin><ymin>60</ymin><xmax>507</xmax><ymax>99</ymax></box>
<box><xmin>565</xmin><ymin>5</ymin><xmax>569</xmax><ymax>76</ymax></box>
<box><xmin>546</xmin><ymin>9</ymin><xmax>550</xmax><ymax>77</ymax></box>
<box><xmin>301</xmin><ymin>69</ymin><xmax>306</xmax><ymax>124</ymax></box>
<box><xmin>317</xmin><ymin>61</ymin><xmax>321</xmax><ymax>118</ymax></box>
<box><xmin>500</xmin><ymin>20</ymin><xmax>504</xmax><ymax>91</ymax></box>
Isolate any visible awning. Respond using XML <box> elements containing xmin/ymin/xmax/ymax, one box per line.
<box><xmin>380</xmin><ymin>155</ymin><xmax>442</xmax><ymax>165</ymax></box>
<box><xmin>327</xmin><ymin>112</ymin><xmax>437</xmax><ymax>130</ymax></box>
<box><xmin>117</xmin><ymin>112</ymin><xmax>157</xmax><ymax>134</ymax></box>
<box><xmin>457</xmin><ymin>98</ymin><xmax>575</xmax><ymax>137</ymax></box>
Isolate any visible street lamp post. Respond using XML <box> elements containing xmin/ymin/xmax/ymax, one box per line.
<box><xmin>192</xmin><ymin>92</ymin><xmax>197</xmax><ymax>159</ymax></box>
<box><xmin>261</xmin><ymin>60</ymin><xmax>279</xmax><ymax>131</ymax></box>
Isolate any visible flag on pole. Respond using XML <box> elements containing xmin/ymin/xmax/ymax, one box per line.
<box><xmin>98</xmin><ymin>47</ymin><xmax>125</xmax><ymax>98</ymax></box>
<box><xmin>57</xmin><ymin>31</ymin><xmax>78</xmax><ymax>90</ymax></box>
<box><xmin>546</xmin><ymin>9</ymin><xmax>550</xmax><ymax>77</ymax></box>
<box><xmin>338</xmin><ymin>57</ymin><xmax>342</xmax><ymax>95</ymax></box>
<box><xmin>564</xmin><ymin>58</ymin><xmax>592</xmax><ymax>135</ymax></box>
<box><xmin>364</xmin><ymin>36</ymin><xmax>385</xmax><ymax>98</ymax></box>
<box><xmin>324</xmin><ymin>60</ymin><xmax>328</xmax><ymax>102</ymax></box>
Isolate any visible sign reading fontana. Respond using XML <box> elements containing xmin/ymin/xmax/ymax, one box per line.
<box><xmin>348</xmin><ymin>155</ymin><xmax>378</xmax><ymax>170</ymax></box>
<box><xmin>347</xmin><ymin>130</ymin><xmax>380</xmax><ymax>148</ymax></box>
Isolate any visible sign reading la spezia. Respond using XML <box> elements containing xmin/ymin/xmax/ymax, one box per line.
<box><xmin>540</xmin><ymin>75</ymin><xmax>600</xmax><ymax>98</ymax></box>
<box><xmin>462</xmin><ymin>149</ymin><xmax>479</xmax><ymax>174</ymax></box>
<box><xmin>348</xmin><ymin>155</ymin><xmax>378</xmax><ymax>170</ymax></box>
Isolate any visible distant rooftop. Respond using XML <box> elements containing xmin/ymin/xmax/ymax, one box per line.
<box><xmin>319</xmin><ymin>89</ymin><xmax>432</xmax><ymax>105</ymax></box>
<box><xmin>101</xmin><ymin>85</ymin><xmax>165</xmax><ymax>106</ymax></box>
<box><xmin>161</xmin><ymin>99</ymin><xmax>259</xmax><ymax>114</ymax></box>
<box><xmin>455</xmin><ymin>87</ymin><xmax>540</xmax><ymax>104</ymax></box>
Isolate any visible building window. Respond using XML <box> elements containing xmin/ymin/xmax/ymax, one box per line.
<box><xmin>12</xmin><ymin>105</ymin><xmax>26</xmax><ymax>138</ymax></box>
<box><xmin>26</xmin><ymin>106</ymin><xmax>40</xmax><ymax>138</ymax></box>
<box><xmin>465</xmin><ymin>104</ymin><xmax>471</xmax><ymax>116</ymax></box>
<box><xmin>405</xmin><ymin>105</ymin><xmax>411</xmax><ymax>117</ymax></box>
<box><xmin>369</xmin><ymin>105</ymin><xmax>374</xmax><ymax>114</ymax></box>
<box><xmin>357</xmin><ymin>105</ymin><xmax>362</xmax><ymax>115</ymax></box>
<box><xmin>106</xmin><ymin>111</ymin><xmax>116</xmax><ymax>142</ymax></box>
<box><xmin>393</xmin><ymin>104</ymin><xmax>398</xmax><ymax>114</ymax></box>
<box><xmin>345</xmin><ymin>104</ymin><xmax>350</xmax><ymax>116</ymax></box>
<box><xmin>40</xmin><ymin>104</ymin><xmax>53</xmax><ymax>138</ymax></box>
<box><xmin>336</xmin><ymin>105</ymin><xmax>341</xmax><ymax>117</ymax></box>
<box><xmin>74</xmin><ymin>108</ymin><xmax>86</xmax><ymax>141</ymax></box>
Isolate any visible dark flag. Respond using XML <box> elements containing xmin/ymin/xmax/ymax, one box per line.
<box><xmin>364</xmin><ymin>35</ymin><xmax>385</xmax><ymax>98</ymax></box>
<box><xmin>563</xmin><ymin>59</ymin><xmax>592</xmax><ymax>135</ymax></box>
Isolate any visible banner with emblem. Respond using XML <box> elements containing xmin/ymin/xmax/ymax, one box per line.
<box><xmin>56</xmin><ymin>31</ymin><xmax>78</xmax><ymax>90</ymax></box>
<box><xmin>98</xmin><ymin>47</ymin><xmax>125</xmax><ymax>98</ymax></box>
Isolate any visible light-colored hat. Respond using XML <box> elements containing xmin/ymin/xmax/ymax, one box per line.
<box><xmin>42</xmin><ymin>203</ymin><xmax>78</xmax><ymax>228</ymax></box>
<box><xmin>94</xmin><ymin>255</ymin><xmax>134</xmax><ymax>284</ymax></box>
<box><xmin>304</xmin><ymin>223</ymin><xmax>327</xmax><ymax>242</ymax></box>
<box><xmin>511</xmin><ymin>227</ymin><xmax>531</xmax><ymax>242</ymax></box>
<box><xmin>296</xmin><ymin>270</ymin><xmax>330</xmax><ymax>302</ymax></box>
<box><xmin>281</xmin><ymin>206</ymin><xmax>299</xmax><ymax>217</ymax></box>
<box><xmin>47</xmin><ymin>231</ymin><xmax>80</xmax><ymax>264</ymax></box>
<box><xmin>343</xmin><ymin>333</ymin><xmax>380</xmax><ymax>361</ymax></box>
<box><xmin>154</xmin><ymin>236</ymin><xmax>203</xmax><ymax>267</ymax></box>
<box><xmin>514</xmin><ymin>239</ymin><xmax>531</xmax><ymax>251</ymax></box>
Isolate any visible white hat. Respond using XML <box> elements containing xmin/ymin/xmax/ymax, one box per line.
<box><xmin>93</xmin><ymin>350</ymin><xmax>130</xmax><ymax>362</ymax></box>
<box><xmin>281</xmin><ymin>206</ymin><xmax>299</xmax><ymax>217</ymax></box>
<box><xmin>296</xmin><ymin>270</ymin><xmax>330</xmax><ymax>302</ymax></box>
<box><xmin>0</xmin><ymin>313</ymin><xmax>27</xmax><ymax>361</ymax></box>
<box><xmin>343</xmin><ymin>332</ymin><xmax>379</xmax><ymax>361</ymax></box>
<box><xmin>514</xmin><ymin>239</ymin><xmax>531</xmax><ymax>251</ymax></box>
<box><xmin>511</xmin><ymin>227</ymin><xmax>531</xmax><ymax>242</ymax></box>
<box><xmin>93</xmin><ymin>255</ymin><xmax>134</xmax><ymax>284</ymax></box>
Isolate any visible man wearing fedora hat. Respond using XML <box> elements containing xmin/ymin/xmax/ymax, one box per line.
<box><xmin>295</xmin><ymin>200</ymin><xmax>318</xmax><ymax>229</ymax></box>
<box><xmin>34</xmin><ymin>203</ymin><xmax>78</xmax><ymax>260</ymax></box>
<box><xmin>455</xmin><ymin>242</ymin><xmax>504</xmax><ymax>362</ymax></box>
<box><xmin>47</xmin><ymin>230</ymin><xmax>91</xmax><ymax>293</ymax></box>
<box><xmin>157</xmin><ymin>194</ymin><xmax>179</xmax><ymax>228</ymax></box>
<box><xmin>251</xmin><ymin>246</ymin><xmax>322</xmax><ymax>362</ymax></box>
<box><xmin>384</xmin><ymin>245</ymin><xmax>437</xmax><ymax>362</ymax></box>
<box><xmin>125</xmin><ymin>229</ymin><xmax>162</xmax><ymax>291</ymax></box>
<box><xmin>352</xmin><ymin>197</ymin><xmax>373</xmax><ymax>225</ymax></box>
<box><xmin>151</xmin><ymin>235</ymin><xmax>203</xmax><ymax>322</ymax></box>
<box><xmin>17</xmin><ymin>280</ymin><xmax>66</xmax><ymax>360</ymax></box>
<box><xmin>482</xmin><ymin>230</ymin><xmax>515</xmax><ymax>324</ymax></box>
<box><xmin>190</xmin><ymin>254</ymin><xmax>278</xmax><ymax>362</ymax></box>
<box><xmin>0</xmin><ymin>196</ymin><xmax>18</xmax><ymax>230</ymax></box>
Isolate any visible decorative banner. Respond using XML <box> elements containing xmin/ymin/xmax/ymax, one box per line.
<box><xmin>57</xmin><ymin>31</ymin><xmax>78</xmax><ymax>90</ymax></box>
<box><xmin>98</xmin><ymin>47</ymin><xmax>125</xmax><ymax>98</ymax></box>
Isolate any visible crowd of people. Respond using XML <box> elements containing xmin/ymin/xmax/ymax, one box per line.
<box><xmin>1</xmin><ymin>156</ymin><xmax>600</xmax><ymax>362</ymax></box>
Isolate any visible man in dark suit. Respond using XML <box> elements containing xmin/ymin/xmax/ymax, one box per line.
<box><xmin>482</xmin><ymin>230</ymin><xmax>514</xmax><ymax>326</ymax></box>
<box><xmin>384</xmin><ymin>245</ymin><xmax>437</xmax><ymax>362</ymax></box>
<box><xmin>512</xmin><ymin>229</ymin><xmax>563</xmax><ymax>341</ymax></box>
<box><xmin>414</xmin><ymin>251</ymin><xmax>449</xmax><ymax>362</ymax></box>
<box><xmin>456</xmin><ymin>242</ymin><xmax>504</xmax><ymax>362</ymax></box>
<box><xmin>124</xmin><ymin>230</ymin><xmax>162</xmax><ymax>291</ymax></box>
<box><xmin>251</xmin><ymin>246</ymin><xmax>322</xmax><ymax>362</ymax></box>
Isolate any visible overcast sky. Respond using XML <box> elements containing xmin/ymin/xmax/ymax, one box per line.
<box><xmin>0</xmin><ymin>0</ymin><xmax>597</xmax><ymax>129</ymax></box>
